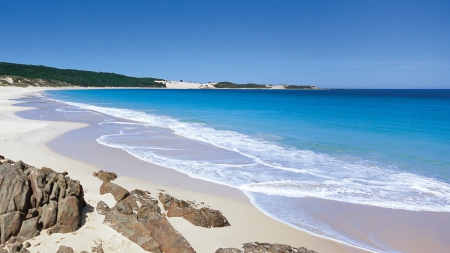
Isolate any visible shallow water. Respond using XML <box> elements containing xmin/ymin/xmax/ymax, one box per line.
<box><xmin>44</xmin><ymin>89</ymin><xmax>450</xmax><ymax>252</ymax></box>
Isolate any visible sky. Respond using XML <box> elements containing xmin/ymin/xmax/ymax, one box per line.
<box><xmin>0</xmin><ymin>1</ymin><xmax>449</xmax><ymax>88</ymax></box>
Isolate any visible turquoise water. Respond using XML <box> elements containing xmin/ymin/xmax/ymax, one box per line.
<box><xmin>45</xmin><ymin>89</ymin><xmax>450</xmax><ymax>250</ymax></box>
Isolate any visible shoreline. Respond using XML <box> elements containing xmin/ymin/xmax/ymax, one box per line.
<box><xmin>0</xmin><ymin>87</ymin><xmax>363</xmax><ymax>252</ymax></box>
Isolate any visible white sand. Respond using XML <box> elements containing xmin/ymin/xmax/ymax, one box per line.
<box><xmin>0</xmin><ymin>87</ymin><xmax>365</xmax><ymax>253</ymax></box>
<box><xmin>159</xmin><ymin>80</ymin><xmax>216</xmax><ymax>89</ymax></box>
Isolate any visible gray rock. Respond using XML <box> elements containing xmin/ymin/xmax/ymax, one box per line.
<box><xmin>100</xmin><ymin>182</ymin><xmax>129</xmax><ymax>201</ymax></box>
<box><xmin>93</xmin><ymin>170</ymin><xmax>117</xmax><ymax>182</ymax></box>
<box><xmin>104</xmin><ymin>208</ymin><xmax>161</xmax><ymax>252</ymax></box>
<box><xmin>50</xmin><ymin>196</ymin><xmax>80</xmax><ymax>234</ymax></box>
<box><xmin>56</xmin><ymin>245</ymin><xmax>74</xmax><ymax>253</ymax></box>
<box><xmin>18</xmin><ymin>217</ymin><xmax>39</xmax><ymax>240</ymax></box>
<box><xmin>39</xmin><ymin>200</ymin><xmax>58</xmax><ymax>229</ymax></box>
<box><xmin>0</xmin><ymin>164</ymin><xmax>31</xmax><ymax>215</ymax></box>
<box><xmin>0</xmin><ymin>211</ymin><xmax>26</xmax><ymax>244</ymax></box>
<box><xmin>96</xmin><ymin>201</ymin><xmax>110</xmax><ymax>215</ymax></box>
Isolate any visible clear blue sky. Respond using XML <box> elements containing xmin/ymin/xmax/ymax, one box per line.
<box><xmin>1</xmin><ymin>1</ymin><xmax>449</xmax><ymax>88</ymax></box>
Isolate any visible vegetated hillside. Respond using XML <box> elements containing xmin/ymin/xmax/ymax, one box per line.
<box><xmin>283</xmin><ymin>85</ymin><xmax>319</xmax><ymax>90</ymax></box>
<box><xmin>0</xmin><ymin>62</ymin><xmax>165</xmax><ymax>87</ymax></box>
<box><xmin>213</xmin><ymin>81</ymin><xmax>269</xmax><ymax>89</ymax></box>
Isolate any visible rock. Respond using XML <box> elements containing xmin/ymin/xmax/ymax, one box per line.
<box><xmin>23</xmin><ymin>241</ymin><xmax>31</xmax><ymax>248</ymax></box>
<box><xmin>17</xmin><ymin>217</ymin><xmax>39</xmax><ymax>240</ymax></box>
<box><xmin>100</xmin><ymin>182</ymin><xmax>130</xmax><ymax>201</ymax></box>
<box><xmin>91</xmin><ymin>243</ymin><xmax>104</xmax><ymax>253</ymax></box>
<box><xmin>0</xmin><ymin>164</ymin><xmax>31</xmax><ymax>215</ymax></box>
<box><xmin>93</xmin><ymin>170</ymin><xmax>117</xmax><ymax>182</ymax></box>
<box><xmin>0</xmin><ymin>211</ymin><xmax>26</xmax><ymax>244</ymax></box>
<box><xmin>56</xmin><ymin>174</ymin><xmax>67</xmax><ymax>200</ymax></box>
<box><xmin>19</xmin><ymin>248</ymin><xmax>30</xmax><ymax>253</ymax></box>
<box><xmin>56</xmin><ymin>245</ymin><xmax>74</xmax><ymax>253</ymax></box>
<box><xmin>14</xmin><ymin>161</ymin><xmax>27</xmax><ymax>171</ymax></box>
<box><xmin>50</xmin><ymin>196</ymin><xmax>80</xmax><ymax>233</ymax></box>
<box><xmin>96</xmin><ymin>201</ymin><xmax>110</xmax><ymax>215</ymax></box>
<box><xmin>215</xmin><ymin>248</ymin><xmax>243</xmax><ymax>253</ymax></box>
<box><xmin>66</xmin><ymin>179</ymin><xmax>81</xmax><ymax>197</ymax></box>
<box><xmin>138</xmin><ymin>205</ymin><xmax>196</xmax><ymax>253</ymax></box>
<box><xmin>158</xmin><ymin>192</ymin><xmax>175</xmax><ymax>210</ymax></box>
<box><xmin>104</xmin><ymin>208</ymin><xmax>161</xmax><ymax>252</ymax></box>
<box><xmin>161</xmin><ymin>193</ymin><xmax>230</xmax><ymax>228</ymax></box>
<box><xmin>7</xmin><ymin>243</ymin><xmax>22</xmax><ymax>253</ymax></box>
<box><xmin>0</xmin><ymin>155</ymin><xmax>4</xmax><ymax>160</ymax></box>
<box><xmin>120</xmin><ymin>195</ymin><xmax>139</xmax><ymax>212</ymax></box>
<box><xmin>241</xmin><ymin>242</ymin><xmax>318</xmax><ymax>253</ymax></box>
<box><xmin>39</xmin><ymin>200</ymin><xmax>58</xmax><ymax>229</ymax></box>
<box><xmin>115</xmin><ymin>200</ymin><xmax>134</xmax><ymax>215</ymax></box>
<box><xmin>28</xmin><ymin>168</ymin><xmax>45</xmax><ymax>207</ymax></box>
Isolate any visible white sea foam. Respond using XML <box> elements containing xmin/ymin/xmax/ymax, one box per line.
<box><xmin>54</xmin><ymin>100</ymin><xmax>450</xmax><ymax>212</ymax></box>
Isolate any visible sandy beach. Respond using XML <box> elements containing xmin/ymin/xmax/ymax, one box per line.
<box><xmin>0</xmin><ymin>87</ymin><xmax>367</xmax><ymax>252</ymax></box>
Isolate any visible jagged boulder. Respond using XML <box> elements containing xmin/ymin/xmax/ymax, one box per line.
<box><xmin>104</xmin><ymin>208</ymin><xmax>161</xmax><ymax>252</ymax></box>
<box><xmin>96</xmin><ymin>201</ymin><xmax>110</xmax><ymax>215</ymax></box>
<box><xmin>0</xmin><ymin>164</ymin><xmax>31</xmax><ymax>215</ymax></box>
<box><xmin>159</xmin><ymin>193</ymin><xmax>230</xmax><ymax>228</ymax></box>
<box><xmin>100</xmin><ymin>182</ymin><xmax>129</xmax><ymax>201</ymax></box>
<box><xmin>17</xmin><ymin>217</ymin><xmax>39</xmax><ymax>240</ymax></box>
<box><xmin>93</xmin><ymin>170</ymin><xmax>117</xmax><ymax>182</ymax></box>
<box><xmin>50</xmin><ymin>196</ymin><xmax>81</xmax><ymax>233</ymax></box>
<box><xmin>0</xmin><ymin>211</ymin><xmax>26</xmax><ymax>244</ymax></box>
<box><xmin>39</xmin><ymin>200</ymin><xmax>58</xmax><ymax>229</ymax></box>
<box><xmin>137</xmin><ymin>204</ymin><xmax>196</xmax><ymax>253</ymax></box>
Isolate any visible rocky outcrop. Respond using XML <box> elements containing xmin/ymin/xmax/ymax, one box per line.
<box><xmin>93</xmin><ymin>170</ymin><xmax>117</xmax><ymax>182</ymax></box>
<box><xmin>159</xmin><ymin>193</ymin><xmax>230</xmax><ymax>228</ymax></box>
<box><xmin>215</xmin><ymin>242</ymin><xmax>318</xmax><ymax>253</ymax></box>
<box><xmin>0</xmin><ymin>157</ymin><xmax>86</xmax><ymax>247</ymax></box>
<box><xmin>95</xmin><ymin>172</ymin><xmax>196</xmax><ymax>253</ymax></box>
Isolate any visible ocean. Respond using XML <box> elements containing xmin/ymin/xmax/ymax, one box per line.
<box><xmin>45</xmin><ymin>89</ymin><xmax>450</xmax><ymax>251</ymax></box>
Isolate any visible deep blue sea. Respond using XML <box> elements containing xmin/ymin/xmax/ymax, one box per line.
<box><xmin>45</xmin><ymin>89</ymin><xmax>450</xmax><ymax>250</ymax></box>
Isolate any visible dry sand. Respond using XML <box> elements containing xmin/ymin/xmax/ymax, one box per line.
<box><xmin>0</xmin><ymin>87</ymin><xmax>367</xmax><ymax>253</ymax></box>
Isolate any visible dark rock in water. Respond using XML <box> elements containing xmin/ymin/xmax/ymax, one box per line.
<box><xmin>56</xmin><ymin>245</ymin><xmax>74</xmax><ymax>253</ymax></box>
<box><xmin>39</xmin><ymin>200</ymin><xmax>58</xmax><ymax>229</ymax></box>
<box><xmin>0</xmin><ymin>211</ymin><xmax>26</xmax><ymax>244</ymax></box>
<box><xmin>0</xmin><ymin>164</ymin><xmax>31</xmax><ymax>215</ymax></box>
<box><xmin>215</xmin><ymin>248</ymin><xmax>243</xmax><ymax>253</ymax></box>
<box><xmin>50</xmin><ymin>196</ymin><xmax>80</xmax><ymax>233</ymax></box>
<box><xmin>100</xmin><ymin>182</ymin><xmax>129</xmax><ymax>201</ymax></box>
<box><xmin>96</xmin><ymin>201</ymin><xmax>110</xmax><ymax>215</ymax></box>
<box><xmin>159</xmin><ymin>193</ymin><xmax>230</xmax><ymax>228</ymax></box>
<box><xmin>104</xmin><ymin>208</ymin><xmax>161</xmax><ymax>252</ymax></box>
<box><xmin>17</xmin><ymin>217</ymin><xmax>39</xmax><ymax>240</ymax></box>
<box><xmin>93</xmin><ymin>170</ymin><xmax>117</xmax><ymax>182</ymax></box>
